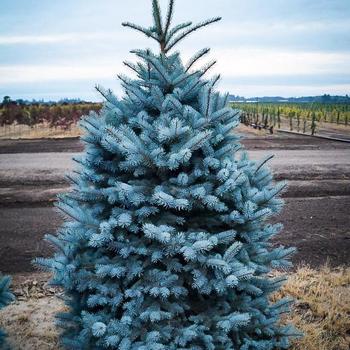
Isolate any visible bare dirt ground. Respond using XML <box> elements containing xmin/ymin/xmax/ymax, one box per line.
<box><xmin>0</xmin><ymin>196</ymin><xmax>349</xmax><ymax>274</ymax></box>
<box><xmin>0</xmin><ymin>131</ymin><xmax>349</xmax><ymax>272</ymax></box>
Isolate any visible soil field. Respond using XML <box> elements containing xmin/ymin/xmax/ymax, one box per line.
<box><xmin>0</xmin><ymin>195</ymin><xmax>349</xmax><ymax>274</ymax></box>
<box><xmin>0</xmin><ymin>131</ymin><xmax>349</xmax><ymax>273</ymax></box>
<box><xmin>1</xmin><ymin>132</ymin><xmax>350</xmax><ymax>154</ymax></box>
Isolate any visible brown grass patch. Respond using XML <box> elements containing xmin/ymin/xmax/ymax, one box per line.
<box><xmin>274</xmin><ymin>265</ymin><xmax>350</xmax><ymax>350</ymax></box>
<box><xmin>1</xmin><ymin>123</ymin><xmax>271</xmax><ymax>140</ymax></box>
<box><xmin>0</xmin><ymin>123</ymin><xmax>81</xmax><ymax>139</ymax></box>
<box><xmin>0</xmin><ymin>266</ymin><xmax>349</xmax><ymax>349</ymax></box>
<box><xmin>0</xmin><ymin>297</ymin><xmax>63</xmax><ymax>349</ymax></box>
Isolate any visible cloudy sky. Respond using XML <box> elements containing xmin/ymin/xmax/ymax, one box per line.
<box><xmin>1</xmin><ymin>0</ymin><xmax>349</xmax><ymax>101</ymax></box>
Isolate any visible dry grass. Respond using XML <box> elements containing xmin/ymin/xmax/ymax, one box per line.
<box><xmin>0</xmin><ymin>297</ymin><xmax>63</xmax><ymax>349</ymax></box>
<box><xmin>0</xmin><ymin>265</ymin><xmax>349</xmax><ymax>349</ymax></box>
<box><xmin>274</xmin><ymin>265</ymin><xmax>350</xmax><ymax>350</ymax></box>
<box><xmin>2</xmin><ymin>121</ymin><xmax>348</xmax><ymax>140</ymax></box>
<box><xmin>0</xmin><ymin>123</ymin><xmax>275</xmax><ymax>140</ymax></box>
<box><xmin>0</xmin><ymin>123</ymin><xmax>81</xmax><ymax>139</ymax></box>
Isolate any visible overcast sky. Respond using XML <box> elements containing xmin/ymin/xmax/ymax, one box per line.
<box><xmin>1</xmin><ymin>0</ymin><xmax>349</xmax><ymax>101</ymax></box>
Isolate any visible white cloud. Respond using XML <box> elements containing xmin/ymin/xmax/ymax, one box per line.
<box><xmin>182</xmin><ymin>48</ymin><xmax>350</xmax><ymax>78</ymax></box>
<box><xmin>2</xmin><ymin>17</ymin><xmax>348</xmax><ymax>48</ymax></box>
<box><xmin>1</xmin><ymin>48</ymin><xmax>349</xmax><ymax>97</ymax></box>
<box><xmin>0</xmin><ymin>63</ymin><xmax>126</xmax><ymax>83</ymax></box>
<box><xmin>1</xmin><ymin>48</ymin><xmax>349</xmax><ymax>83</ymax></box>
<box><xmin>214</xmin><ymin>19</ymin><xmax>350</xmax><ymax>37</ymax></box>
<box><xmin>0</xmin><ymin>34</ymin><xmax>83</xmax><ymax>45</ymax></box>
<box><xmin>0</xmin><ymin>32</ymin><xmax>131</xmax><ymax>45</ymax></box>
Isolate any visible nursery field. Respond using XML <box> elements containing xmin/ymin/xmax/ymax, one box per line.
<box><xmin>231</xmin><ymin>101</ymin><xmax>350</xmax><ymax>125</ymax></box>
<box><xmin>232</xmin><ymin>101</ymin><xmax>350</xmax><ymax>140</ymax></box>
<box><xmin>0</xmin><ymin>99</ymin><xmax>101</xmax><ymax>139</ymax></box>
<box><xmin>2</xmin><ymin>100</ymin><xmax>350</xmax><ymax>142</ymax></box>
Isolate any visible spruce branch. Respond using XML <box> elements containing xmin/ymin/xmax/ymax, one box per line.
<box><xmin>122</xmin><ymin>1</ymin><xmax>220</xmax><ymax>54</ymax></box>
<box><xmin>132</xmin><ymin>50</ymin><xmax>171</xmax><ymax>84</ymax></box>
<box><xmin>255</xmin><ymin>154</ymin><xmax>275</xmax><ymax>173</ymax></box>
<box><xmin>164</xmin><ymin>21</ymin><xmax>193</xmax><ymax>45</ymax></box>
<box><xmin>205</xmin><ymin>75</ymin><xmax>221</xmax><ymax>118</ymax></box>
<box><xmin>123</xmin><ymin>61</ymin><xmax>142</xmax><ymax>76</ymax></box>
<box><xmin>163</xmin><ymin>0</ymin><xmax>175</xmax><ymax>39</ymax></box>
<box><xmin>223</xmin><ymin>92</ymin><xmax>230</xmax><ymax>106</ymax></box>
<box><xmin>165</xmin><ymin>17</ymin><xmax>221</xmax><ymax>52</ymax></box>
<box><xmin>117</xmin><ymin>74</ymin><xmax>131</xmax><ymax>86</ymax></box>
<box><xmin>185</xmin><ymin>48</ymin><xmax>210</xmax><ymax>72</ymax></box>
<box><xmin>121</xmin><ymin>22</ymin><xmax>158</xmax><ymax>40</ymax></box>
<box><xmin>172</xmin><ymin>70</ymin><xmax>201</xmax><ymax>87</ymax></box>
<box><xmin>95</xmin><ymin>85</ymin><xmax>119</xmax><ymax>107</ymax></box>
<box><xmin>152</xmin><ymin>0</ymin><xmax>163</xmax><ymax>37</ymax></box>
<box><xmin>199</xmin><ymin>60</ymin><xmax>217</xmax><ymax>78</ymax></box>
<box><xmin>146</xmin><ymin>49</ymin><xmax>151</xmax><ymax>80</ymax></box>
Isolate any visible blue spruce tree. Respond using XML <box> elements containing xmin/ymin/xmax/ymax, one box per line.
<box><xmin>36</xmin><ymin>1</ymin><xmax>299</xmax><ymax>348</ymax></box>
<box><xmin>0</xmin><ymin>275</ymin><xmax>15</xmax><ymax>348</ymax></box>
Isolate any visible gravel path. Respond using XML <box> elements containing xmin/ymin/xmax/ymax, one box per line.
<box><xmin>1</xmin><ymin>149</ymin><xmax>349</xmax><ymax>185</ymax></box>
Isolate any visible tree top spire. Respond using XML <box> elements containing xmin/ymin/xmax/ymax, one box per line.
<box><xmin>122</xmin><ymin>0</ymin><xmax>221</xmax><ymax>54</ymax></box>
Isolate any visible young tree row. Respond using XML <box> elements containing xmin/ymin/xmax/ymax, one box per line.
<box><xmin>0</xmin><ymin>97</ymin><xmax>102</xmax><ymax>131</ymax></box>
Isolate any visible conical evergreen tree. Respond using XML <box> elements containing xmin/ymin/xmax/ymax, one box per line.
<box><xmin>0</xmin><ymin>275</ymin><xmax>15</xmax><ymax>348</ymax></box>
<box><xmin>36</xmin><ymin>1</ymin><xmax>299</xmax><ymax>348</ymax></box>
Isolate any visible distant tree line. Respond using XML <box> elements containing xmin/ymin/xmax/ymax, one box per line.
<box><xmin>229</xmin><ymin>94</ymin><xmax>350</xmax><ymax>104</ymax></box>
